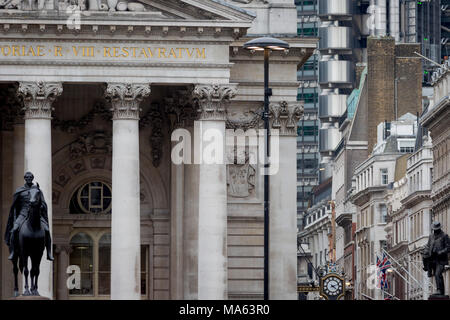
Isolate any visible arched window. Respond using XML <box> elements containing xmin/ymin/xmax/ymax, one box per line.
<box><xmin>69</xmin><ymin>233</ymin><xmax>94</xmax><ymax>295</ymax></box>
<box><xmin>69</xmin><ymin>181</ymin><xmax>112</xmax><ymax>214</ymax></box>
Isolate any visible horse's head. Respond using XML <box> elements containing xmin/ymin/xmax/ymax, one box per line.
<box><xmin>29</xmin><ymin>186</ymin><xmax>42</xmax><ymax>208</ymax></box>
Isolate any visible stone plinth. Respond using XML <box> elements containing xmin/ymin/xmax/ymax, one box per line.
<box><xmin>8</xmin><ymin>295</ymin><xmax>51</xmax><ymax>300</ymax></box>
<box><xmin>428</xmin><ymin>295</ymin><xmax>450</xmax><ymax>300</ymax></box>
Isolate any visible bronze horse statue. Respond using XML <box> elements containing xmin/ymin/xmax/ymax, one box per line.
<box><xmin>11</xmin><ymin>186</ymin><xmax>46</xmax><ymax>296</ymax></box>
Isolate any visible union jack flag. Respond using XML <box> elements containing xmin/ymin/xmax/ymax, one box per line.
<box><xmin>376</xmin><ymin>253</ymin><xmax>391</xmax><ymax>289</ymax></box>
<box><xmin>376</xmin><ymin>252</ymin><xmax>392</xmax><ymax>272</ymax></box>
<box><xmin>379</xmin><ymin>271</ymin><xmax>389</xmax><ymax>289</ymax></box>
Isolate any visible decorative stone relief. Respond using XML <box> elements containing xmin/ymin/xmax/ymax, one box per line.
<box><xmin>0</xmin><ymin>0</ymin><xmax>147</xmax><ymax>11</ymax></box>
<box><xmin>230</xmin><ymin>0</ymin><xmax>268</xmax><ymax>4</ymax></box>
<box><xmin>226</xmin><ymin>108</ymin><xmax>263</xmax><ymax>131</ymax></box>
<box><xmin>164</xmin><ymin>91</ymin><xmax>198</xmax><ymax>131</ymax></box>
<box><xmin>226</xmin><ymin>148</ymin><xmax>256</xmax><ymax>198</ymax></box>
<box><xmin>164</xmin><ymin>97</ymin><xmax>182</xmax><ymax>130</ymax></box>
<box><xmin>148</xmin><ymin>103</ymin><xmax>163</xmax><ymax>168</ymax></box>
<box><xmin>69</xmin><ymin>158</ymin><xmax>86</xmax><ymax>174</ymax></box>
<box><xmin>55</xmin><ymin>168</ymin><xmax>71</xmax><ymax>187</ymax></box>
<box><xmin>192</xmin><ymin>84</ymin><xmax>238</xmax><ymax>121</ymax></box>
<box><xmin>141</xmin><ymin>102</ymin><xmax>164</xmax><ymax>167</ymax></box>
<box><xmin>0</xmin><ymin>0</ymin><xmax>25</xmax><ymax>9</ymax></box>
<box><xmin>69</xmin><ymin>131</ymin><xmax>111</xmax><ymax>159</ymax></box>
<box><xmin>140</xmin><ymin>191</ymin><xmax>146</xmax><ymax>203</ymax></box>
<box><xmin>53</xmin><ymin>100</ymin><xmax>110</xmax><ymax>133</ymax></box>
<box><xmin>90</xmin><ymin>156</ymin><xmax>106</xmax><ymax>169</ymax></box>
<box><xmin>0</xmin><ymin>84</ymin><xmax>24</xmax><ymax>130</ymax></box>
<box><xmin>18</xmin><ymin>81</ymin><xmax>63</xmax><ymax>120</ymax></box>
<box><xmin>269</xmin><ymin>101</ymin><xmax>304</xmax><ymax>136</ymax></box>
<box><xmin>52</xmin><ymin>190</ymin><xmax>61</xmax><ymax>205</ymax></box>
<box><xmin>105</xmin><ymin>83</ymin><xmax>151</xmax><ymax>120</ymax></box>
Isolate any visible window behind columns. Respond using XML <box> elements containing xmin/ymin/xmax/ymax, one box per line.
<box><xmin>68</xmin><ymin>231</ymin><xmax>148</xmax><ymax>299</ymax></box>
<box><xmin>69</xmin><ymin>233</ymin><xmax>94</xmax><ymax>296</ymax></box>
<box><xmin>69</xmin><ymin>181</ymin><xmax>112</xmax><ymax>215</ymax></box>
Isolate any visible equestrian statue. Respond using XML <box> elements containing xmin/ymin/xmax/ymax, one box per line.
<box><xmin>4</xmin><ymin>171</ymin><xmax>54</xmax><ymax>297</ymax></box>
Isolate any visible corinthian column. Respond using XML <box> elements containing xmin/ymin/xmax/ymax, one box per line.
<box><xmin>17</xmin><ymin>81</ymin><xmax>63</xmax><ymax>300</ymax></box>
<box><xmin>105</xmin><ymin>83</ymin><xmax>151</xmax><ymax>300</ymax></box>
<box><xmin>268</xmin><ymin>101</ymin><xmax>303</xmax><ymax>300</ymax></box>
<box><xmin>192</xmin><ymin>84</ymin><xmax>237</xmax><ymax>300</ymax></box>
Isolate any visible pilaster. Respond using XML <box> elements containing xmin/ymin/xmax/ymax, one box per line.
<box><xmin>268</xmin><ymin>100</ymin><xmax>302</xmax><ymax>299</ymax></box>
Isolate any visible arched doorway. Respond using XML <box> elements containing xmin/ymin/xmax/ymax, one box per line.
<box><xmin>56</xmin><ymin>178</ymin><xmax>151</xmax><ymax>300</ymax></box>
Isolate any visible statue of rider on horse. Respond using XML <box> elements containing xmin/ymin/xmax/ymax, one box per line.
<box><xmin>4</xmin><ymin>171</ymin><xmax>54</xmax><ymax>296</ymax></box>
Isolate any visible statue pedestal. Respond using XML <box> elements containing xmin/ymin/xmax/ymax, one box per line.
<box><xmin>8</xmin><ymin>295</ymin><xmax>51</xmax><ymax>300</ymax></box>
<box><xmin>428</xmin><ymin>295</ymin><xmax>449</xmax><ymax>300</ymax></box>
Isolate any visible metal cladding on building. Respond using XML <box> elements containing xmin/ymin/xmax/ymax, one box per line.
<box><xmin>295</xmin><ymin>0</ymin><xmax>447</xmax><ymax>301</ymax></box>
<box><xmin>295</xmin><ymin>0</ymin><xmax>320</xmax><ymax>228</ymax></box>
<box><xmin>317</xmin><ymin>0</ymin><xmax>354</xmax><ymax>182</ymax></box>
<box><xmin>316</xmin><ymin>0</ymin><xmax>442</xmax><ymax>183</ymax></box>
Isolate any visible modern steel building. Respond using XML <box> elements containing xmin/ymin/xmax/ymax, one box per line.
<box><xmin>295</xmin><ymin>0</ymin><xmax>320</xmax><ymax>229</ymax></box>
<box><xmin>318</xmin><ymin>0</ymin><xmax>442</xmax><ymax>180</ymax></box>
<box><xmin>296</xmin><ymin>0</ymin><xmax>443</xmax><ymax>231</ymax></box>
<box><xmin>442</xmin><ymin>0</ymin><xmax>450</xmax><ymax>61</ymax></box>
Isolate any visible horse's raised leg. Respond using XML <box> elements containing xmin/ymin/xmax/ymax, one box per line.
<box><xmin>23</xmin><ymin>258</ymin><xmax>31</xmax><ymax>296</ymax></box>
<box><xmin>12</xmin><ymin>257</ymin><xmax>19</xmax><ymax>297</ymax></box>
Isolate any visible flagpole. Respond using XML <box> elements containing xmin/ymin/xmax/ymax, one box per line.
<box><xmin>388</xmin><ymin>266</ymin><xmax>411</xmax><ymax>289</ymax></box>
<box><xmin>407</xmin><ymin>258</ymin><xmax>437</xmax><ymax>292</ymax></box>
<box><xmin>381</xmin><ymin>248</ymin><xmax>424</xmax><ymax>290</ymax></box>
<box><xmin>382</xmin><ymin>290</ymin><xmax>400</xmax><ymax>300</ymax></box>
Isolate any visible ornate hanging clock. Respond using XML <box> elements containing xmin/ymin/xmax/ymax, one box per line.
<box><xmin>320</xmin><ymin>273</ymin><xmax>345</xmax><ymax>300</ymax></box>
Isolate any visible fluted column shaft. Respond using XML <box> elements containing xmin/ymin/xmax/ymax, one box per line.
<box><xmin>106</xmin><ymin>83</ymin><xmax>150</xmax><ymax>300</ymax></box>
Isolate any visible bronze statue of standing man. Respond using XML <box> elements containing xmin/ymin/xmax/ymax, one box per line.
<box><xmin>4</xmin><ymin>171</ymin><xmax>54</xmax><ymax>261</ymax></box>
<box><xmin>422</xmin><ymin>221</ymin><xmax>450</xmax><ymax>297</ymax></box>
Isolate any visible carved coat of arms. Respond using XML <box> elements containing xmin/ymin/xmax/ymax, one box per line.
<box><xmin>226</xmin><ymin>148</ymin><xmax>256</xmax><ymax>198</ymax></box>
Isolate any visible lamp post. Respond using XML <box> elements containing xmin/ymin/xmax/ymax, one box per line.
<box><xmin>243</xmin><ymin>37</ymin><xmax>289</xmax><ymax>300</ymax></box>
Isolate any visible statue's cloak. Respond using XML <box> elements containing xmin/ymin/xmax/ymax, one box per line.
<box><xmin>4</xmin><ymin>184</ymin><xmax>48</xmax><ymax>246</ymax></box>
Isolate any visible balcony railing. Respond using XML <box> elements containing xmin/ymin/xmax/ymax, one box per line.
<box><xmin>338</xmin><ymin>110</ymin><xmax>348</xmax><ymax>128</ymax></box>
<box><xmin>333</xmin><ymin>138</ymin><xmax>345</xmax><ymax>156</ymax></box>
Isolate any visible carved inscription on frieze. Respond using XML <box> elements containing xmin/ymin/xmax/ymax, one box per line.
<box><xmin>0</xmin><ymin>41</ymin><xmax>212</xmax><ymax>63</ymax></box>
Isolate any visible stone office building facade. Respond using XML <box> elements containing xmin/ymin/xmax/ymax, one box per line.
<box><xmin>421</xmin><ymin>63</ymin><xmax>450</xmax><ymax>297</ymax></box>
<box><xmin>0</xmin><ymin>0</ymin><xmax>316</xmax><ymax>300</ymax></box>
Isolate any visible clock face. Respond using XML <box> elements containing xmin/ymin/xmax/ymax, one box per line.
<box><xmin>323</xmin><ymin>276</ymin><xmax>343</xmax><ymax>297</ymax></box>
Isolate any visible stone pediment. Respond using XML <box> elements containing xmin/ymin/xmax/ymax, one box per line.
<box><xmin>0</xmin><ymin>0</ymin><xmax>255</xmax><ymax>22</ymax></box>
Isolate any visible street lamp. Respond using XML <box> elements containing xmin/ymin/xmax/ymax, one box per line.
<box><xmin>243</xmin><ymin>37</ymin><xmax>289</xmax><ymax>300</ymax></box>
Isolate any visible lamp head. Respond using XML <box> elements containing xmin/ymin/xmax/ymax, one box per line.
<box><xmin>243</xmin><ymin>37</ymin><xmax>290</xmax><ymax>52</ymax></box>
